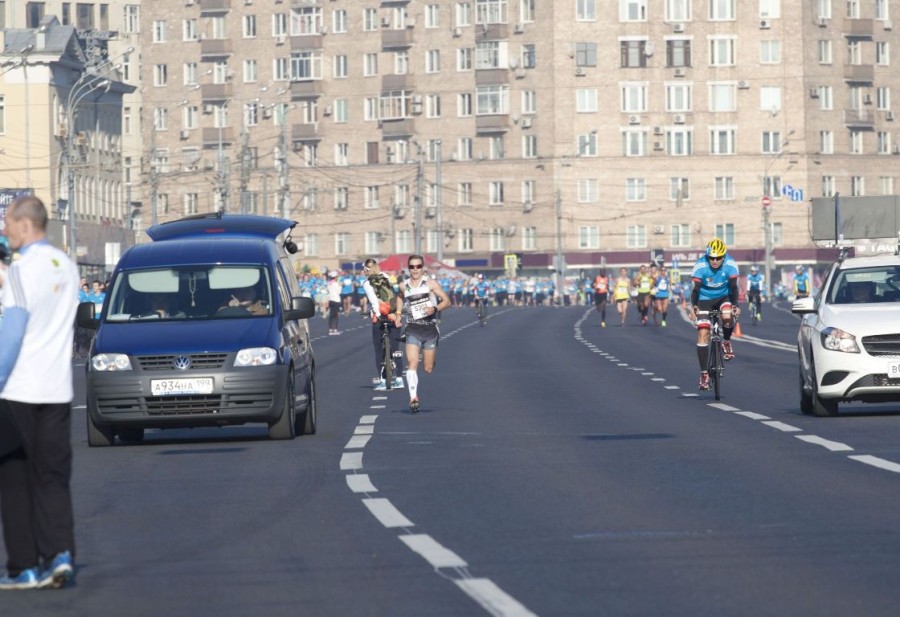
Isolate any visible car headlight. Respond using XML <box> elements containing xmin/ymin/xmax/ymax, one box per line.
<box><xmin>821</xmin><ymin>327</ymin><xmax>860</xmax><ymax>353</ymax></box>
<box><xmin>234</xmin><ymin>347</ymin><xmax>277</xmax><ymax>366</ymax></box>
<box><xmin>91</xmin><ymin>354</ymin><xmax>133</xmax><ymax>371</ymax></box>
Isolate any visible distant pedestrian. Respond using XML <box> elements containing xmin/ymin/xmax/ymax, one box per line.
<box><xmin>326</xmin><ymin>271</ymin><xmax>342</xmax><ymax>335</ymax></box>
<box><xmin>0</xmin><ymin>195</ymin><xmax>80</xmax><ymax>590</ymax></box>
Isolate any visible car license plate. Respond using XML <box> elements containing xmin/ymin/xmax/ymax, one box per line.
<box><xmin>887</xmin><ymin>361</ymin><xmax>900</xmax><ymax>379</ymax></box>
<box><xmin>150</xmin><ymin>378</ymin><xmax>214</xmax><ymax>396</ymax></box>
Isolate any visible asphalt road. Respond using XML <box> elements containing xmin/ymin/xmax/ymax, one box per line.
<box><xmin>2</xmin><ymin>299</ymin><xmax>900</xmax><ymax>616</ymax></box>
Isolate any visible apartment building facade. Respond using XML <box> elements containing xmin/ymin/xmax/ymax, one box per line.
<box><xmin>4</xmin><ymin>1</ymin><xmax>898</xmax><ymax>278</ymax></box>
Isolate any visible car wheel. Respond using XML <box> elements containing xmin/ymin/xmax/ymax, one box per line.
<box><xmin>799</xmin><ymin>364</ymin><xmax>813</xmax><ymax>415</ymax></box>
<box><xmin>810</xmin><ymin>358</ymin><xmax>839</xmax><ymax>417</ymax></box>
<box><xmin>86</xmin><ymin>411</ymin><xmax>114</xmax><ymax>447</ymax></box>
<box><xmin>297</xmin><ymin>369</ymin><xmax>317</xmax><ymax>436</ymax></box>
<box><xmin>118</xmin><ymin>428</ymin><xmax>145</xmax><ymax>443</ymax></box>
<box><xmin>268</xmin><ymin>375</ymin><xmax>296</xmax><ymax>440</ymax></box>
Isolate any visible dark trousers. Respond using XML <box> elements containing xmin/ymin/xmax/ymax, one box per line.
<box><xmin>328</xmin><ymin>301</ymin><xmax>341</xmax><ymax>330</ymax></box>
<box><xmin>0</xmin><ymin>400</ymin><xmax>75</xmax><ymax>574</ymax></box>
<box><xmin>371</xmin><ymin>321</ymin><xmax>404</xmax><ymax>377</ymax></box>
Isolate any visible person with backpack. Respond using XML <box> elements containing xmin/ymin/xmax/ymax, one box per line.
<box><xmin>361</xmin><ymin>259</ymin><xmax>403</xmax><ymax>390</ymax></box>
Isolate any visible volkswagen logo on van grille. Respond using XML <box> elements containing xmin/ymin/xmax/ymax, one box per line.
<box><xmin>172</xmin><ymin>355</ymin><xmax>192</xmax><ymax>371</ymax></box>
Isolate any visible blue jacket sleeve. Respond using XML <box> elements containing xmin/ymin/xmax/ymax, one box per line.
<box><xmin>0</xmin><ymin>306</ymin><xmax>29</xmax><ymax>394</ymax></box>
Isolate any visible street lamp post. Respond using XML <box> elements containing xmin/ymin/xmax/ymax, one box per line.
<box><xmin>64</xmin><ymin>75</ymin><xmax>110</xmax><ymax>260</ymax></box>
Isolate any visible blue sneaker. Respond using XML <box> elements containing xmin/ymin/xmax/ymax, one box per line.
<box><xmin>0</xmin><ymin>567</ymin><xmax>40</xmax><ymax>590</ymax></box>
<box><xmin>373</xmin><ymin>379</ymin><xmax>387</xmax><ymax>391</ymax></box>
<box><xmin>37</xmin><ymin>551</ymin><xmax>73</xmax><ymax>589</ymax></box>
<box><xmin>391</xmin><ymin>377</ymin><xmax>404</xmax><ymax>389</ymax></box>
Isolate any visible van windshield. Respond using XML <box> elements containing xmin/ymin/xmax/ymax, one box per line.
<box><xmin>104</xmin><ymin>266</ymin><xmax>274</xmax><ymax>321</ymax></box>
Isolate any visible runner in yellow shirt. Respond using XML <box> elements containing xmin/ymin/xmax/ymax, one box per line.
<box><xmin>613</xmin><ymin>267</ymin><xmax>632</xmax><ymax>327</ymax></box>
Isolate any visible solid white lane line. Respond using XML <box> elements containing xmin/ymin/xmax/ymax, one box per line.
<box><xmin>455</xmin><ymin>578</ymin><xmax>539</xmax><ymax>617</ymax></box>
<box><xmin>795</xmin><ymin>435</ymin><xmax>854</xmax><ymax>452</ymax></box>
<box><xmin>848</xmin><ymin>455</ymin><xmax>900</xmax><ymax>474</ymax></box>
<box><xmin>354</xmin><ymin>425</ymin><xmax>375</xmax><ymax>435</ymax></box>
<box><xmin>360</xmin><ymin>414</ymin><xmax>378</xmax><ymax>423</ymax></box>
<box><xmin>340</xmin><ymin>452</ymin><xmax>363</xmax><ymax>470</ymax></box>
<box><xmin>346</xmin><ymin>474</ymin><xmax>378</xmax><ymax>493</ymax></box>
<box><xmin>734</xmin><ymin>411</ymin><xmax>771</xmax><ymax>420</ymax></box>
<box><xmin>399</xmin><ymin>534</ymin><xmax>467</xmax><ymax>568</ymax></box>
<box><xmin>762</xmin><ymin>421</ymin><xmax>802</xmax><ymax>433</ymax></box>
<box><xmin>345</xmin><ymin>435</ymin><xmax>372</xmax><ymax>449</ymax></box>
<box><xmin>362</xmin><ymin>498</ymin><xmax>414</xmax><ymax>528</ymax></box>
<box><xmin>708</xmin><ymin>403</ymin><xmax>740</xmax><ymax>412</ymax></box>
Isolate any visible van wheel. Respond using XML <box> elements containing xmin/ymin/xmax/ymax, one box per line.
<box><xmin>87</xmin><ymin>412</ymin><xmax>114</xmax><ymax>447</ymax></box>
<box><xmin>297</xmin><ymin>370</ymin><xmax>317</xmax><ymax>436</ymax></box>
<box><xmin>269</xmin><ymin>377</ymin><xmax>296</xmax><ymax>440</ymax></box>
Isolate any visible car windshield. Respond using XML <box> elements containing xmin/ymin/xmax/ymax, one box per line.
<box><xmin>103</xmin><ymin>266</ymin><xmax>273</xmax><ymax>321</ymax></box>
<box><xmin>827</xmin><ymin>266</ymin><xmax>900</xmax><ymax>305</ymax></box>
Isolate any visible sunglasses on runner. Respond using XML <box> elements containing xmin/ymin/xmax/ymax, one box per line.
<box><xmin>708</xmin><ymin>256</ymin><xmax>724</xmax><ymax>262</ymax></box>
<box><xmin>409</xmin><ymin>264</ymin><xmax>424</xmax><ymax>270</ymax></box>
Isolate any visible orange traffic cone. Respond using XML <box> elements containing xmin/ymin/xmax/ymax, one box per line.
<box><xmin>733</xmin><ymin>321</ymin><xmax>743</xmax><ymax>338</ymax></box>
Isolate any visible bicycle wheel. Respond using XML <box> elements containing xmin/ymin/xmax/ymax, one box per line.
<box><xmin>707</xmin><ymin>337</ymin><xmax>721</xmax><ymax>400</ymax></box>
<box><xmin>479</xmin><ymin>302</ymin><xmax>486</xmax><ymax>326</ymax></box>
<box><xmin>382</xmin><ymin>331</ymin><xmax>393</xmax><ymax>387</ymax></box>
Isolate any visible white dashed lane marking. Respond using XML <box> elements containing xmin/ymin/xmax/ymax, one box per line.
<box><xmin>573</xmin><ymin>308</ymin><xmax>900</xmax><ymax>476</ymax></box>
<box><xmin>400</xmin><ymin>534</ymin><xmax>467</xmax><ymax>568</ymax></box>
<box><xmin>346</xmin><ymin>474</ymin><xmax>378</xmax><ymax>494</ymax></box>
<box><xmin>362</xmin><ymin>498</ymin><xmax>414</xmax><ymax>528</ymax></box>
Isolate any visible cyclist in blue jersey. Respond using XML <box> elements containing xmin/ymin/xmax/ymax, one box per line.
<box><xmin>746</xmin><ymin>265</ymin><xmax>765</xmax><ymax>320</ymax></box>
<box><xmin>793</xmin><ymin>265</ymin><xmax>811</xmax><ymax>299</ymax></box>
<box><xmin>472</xmin><ymin>273</ymin><xmax>490</xmax><ymax>316</ymax></box>
<box><xmin>691</xmin><ymin>239</ymin><xmax>741</xmax><ymax>391</ymax></box>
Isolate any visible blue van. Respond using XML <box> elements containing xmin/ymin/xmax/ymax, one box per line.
<box><xmin>76</xmin><ymin>213</ymin><xmax>317</xmax><ymax>446</ymax></box>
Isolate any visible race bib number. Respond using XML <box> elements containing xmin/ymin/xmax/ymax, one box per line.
<box><xmin>409</xmin><ymin>295</ymin><xmax>432</xmax><ymax>320</ymax></box>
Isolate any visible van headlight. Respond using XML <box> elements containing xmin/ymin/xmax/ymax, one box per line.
<box><xmin>235</xmin><ymin>347</ymin><xmax>277</xmax><ymax>366</ymax></box>
<box><xmin>91</xmin><ymin>354</ymin><xmax>133</xmax><ymax>371</ymax></box>
<box><xmin>821</xmin><ymin>327</ymin><xmax>860</xmax><ymax>353</ymax></box>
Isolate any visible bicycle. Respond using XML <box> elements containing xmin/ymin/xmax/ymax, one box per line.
<box><xmin>706</xmin><ymin>309</ymin><xmax>726</xmax><ymax>400</ymax></box>
<box><xmin>747</xmin><ymin>294</ymin><xmax>760</xmax><ymax>326</ymax></box>
<box><xmin>476</xmin><ymin>297</ymin><xmax>488</xmax><ymax>326</ymax></box>
<box><xmin>377</xmin><ymin>316</ymin><xmax>401</xmax><ymax>390</ymax></box>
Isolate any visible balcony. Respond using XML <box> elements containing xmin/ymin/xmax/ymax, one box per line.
<box><xmin>290</xmin><ymin>80</ymin><xmax>323</xmax><ymax>99</ymax></box>
<box><xmin>201</xmin><ymin>127</ymin><xmax>235</xmax><ymax>147</ymax></box>
<box><xmin>291</xmin><ymin>123</ymin><xmax>320</xmax><ymax>142</ymax></box>
<box><xmin>290</xmin><ymin>33</ymin><xmax>325</xmax><ymax>50</ymax></box>
<box><xmin>843</xmin><ymin>108</ymin><xmax>875</xmax><ymax>129</ymax></box>
<box><xmin>844</xmin><ymin>18</ymin><xmax>874</xmax><ymax>38</ymax></box>
<box><xmin>199</xmin><ymin>0</ymin><xmax>230</xmax><ymax>14</ymax></box>
<box><xmin>382</xmin><ymin>74</ymin><xmax>415</xmax><ymax>91</ymax></box>
<box><xmin>382</xmin><ymin>28</ymin><xmax>414</xmax><ymax>49</ymax></box>
<box><xmin>200</xmin><ymin>83</ymin><xmax>233</xmax><ymax>101</ymax></box>
<box><xmin>475</xmin><ymin>68</ymin><xmax>509</xmax><ymax>86</ymax></box>
<box><xmin>475</xmin><ymin>23</ymin><xmax>510</xmax><ymax>41</ymax></box>
<box><xmin>843</xmin><ymin>63</ymin><xmax>875</xmax><ymax>83</ymax></box>
<box><xmin>380</xmin><ymin>118</ymin><xmax>415</xmax><ymax>138</ymax></box>
<box><xmin>476</xmin><ymin>114</ymin><xmax>510</xmax><ymax>134</ymax></box>
<box><xmin>200</xmin><ymin>38</ymin><xmax>233</xmax><ymax>58</ymax></box>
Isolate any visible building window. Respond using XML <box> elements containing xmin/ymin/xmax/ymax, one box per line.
<box><xmin>458</xmin><ymin>93</ymin><xmax>473</xmax><ymax>117</ymax></box>
<box><xmin>334</xmin><ymin>232</ymin><xmax>349</xmax><ymax>256</ymax></box>
<box><xmin>666</xmin><ymin>129</ymin><xmax>692</xmax><ymax>156</ymax></box>
<box><xmin>666</xmin><ymin>83</ymin><xmax>692</xmax><ymax>112</ymax></box>
<box><xmin>291</xmin><ymin>51</ymin><xmax>323</xmax><ymax>81</ymax></box>
<box><xmin>577</xmin><ymin>0</ymin><xmax>597</xmax><ymax>21</ymax></box>
<box><xmin>243</xmin><ymin>59</ymin><xmax>258</xmax><ymax>83</ymax></box>
<box><xmin>817</xmin><ymin>86</ymin><xmax>833</xmax><ymax>110</ymax></box>
<box><xmin>183</xmin><ymin>19</ymin><xmax>198</xmax><ymax>41</ymax></box>
<box><xmin>761</xmin><ymin>131</ymin><xmax>784</xmax><ymax>154</ymax></box>
<box><xmin>759</xmin><ymin>0</ymin><xmax>780</xmax><ymax>18</ymax></box>
<box><xmin>76</xmin><ymin>3</ymin><xmax>94</xmax><ymax>29</ymax></box>
<box><xmin>476</xmin><ymin>41</ymin><xmax>504</xmax><ymax>69</ymax></box>
<box><xmin>577</xmin><ymin>42</ymin><xmax>598</xmax><ymax>67</ymax></box>
<box><xmin>760</xmin><ymin>40</ymin><xmax>781</xmax><ymax>64</ymax></box>
<box><xmin>426</xmin><ymin>49</ymin><xmax>442</xmax><ymax>73</ymax></box>
<box><xmin>626</xmin><ymin>225</ymin><xmax>647</xmax><ymax>248</ymax></box>
<box><xmin>333</xmin><ymin>10</ymin><xmax>347</xmax><ymax>33</ymax></box>
<box><xmin>152</xmin><ymin>20</ymin><xmax>166</xmax><ymax>43</ymax></box>
<box><xmin>458</xmin><ymin>182</ymin><xmax>472</xmax><ymax>205</ymax></box>
<box><xmin>879</xmin><ymin>176</ymin><xmax>894</xmax><ymax>194</ymax></box>
<box><xmin>622</xmin><ymin>129</ymin><xmax>648</xmax><ymax>156</ymax></box>
<box><xmin>456</xmin><ymin>2</ymin><xmax>472</xmax><ymax>27</ymax></box>
<box><xmin>577</xmin><ymin>133</ymin><xmax>598</xmax><ymax>156</ymax></box>
<box><xmin>457</xmin><ymin>138</ymin><xmax>473</xmax><ymax>161</ymax></box>
<box><xmin>818</xmin><ymin>40</ymin><xmax>832</xmax><ymax>64</ymax></box>
<box><xmin>621</xmin><ymin>83</ymin><xmax>648</xmax><ymax>112</ymax></box>
<box><xmin>760</xmin><ymin>86</ymin><xmax>782</xmax><ymax>113</ymax></box>
<box><xmin>476</xmin><ymin>85</ymin><xmax>509</xmax><ymax>115</ymax></box>
<box><xmin>476</xmin><ymin>0</ymin><xmax>507</xmax><ymax>25</ymax></box>
<box><xmin>625</xmin><ymin>178</ymin><xmax>646</xmax><ymax>201</ymax></box>
<box><xmin>363</xmin><ymin>8</ymin><xmax>378</xmax><ymax>31</ymax></box>
<box><xmin>709</xmin><ymin>0</ymin><xmax>735</xmax><ymax>20</ymax></box>
<box><xmin>522</xmin><ymin>135</ymin><xmax>537</xmax><ymax>158</ymax></box>
<box><xmin>877</xmin><ymin>86</ymin><xmax>891</xmax><ymax>110</ymax></box>
<box><xmin>666</xmin><ymin>39</ymin><xmax>691</xmax><ymax>67</ymax></box>
<box><xmin>620</xmin><ymin>41</ymin><xmax>647</xmax><ymax>68</ymax></box>
<box><xmin>243</xmin><ymin>14</ymin><xmax>256</xmax><ymax>38</ymax></box>
<box><xmin>670</xmin><ymin>224</ymin><xmax>691</xmax><ymax>247</ymax></box>
<box><xmin>522</xmin><ymin>44</ymin><xmax>536</xmax><ymax>69</ymax></box>
<box><xmin>489</xmin><ymin>228</ymin><xmax>505</xmax><ymax>252</ymax></box>
<box><xmin>425</xmin><ymin>4</ymin><xmax>440</xmax><ymax>28</ymax></box>
<box><xmin>876</xmin><ymin>42</ymin><xmax>890</xmax><ymax>66</ymax></box>
<box><xmin>522</xmin><ymin>90</ymin><xmax>536</xmax><ymax>114</ymax></box>
<box><xmin>578</xmin><ymin>179</ymin><xmax>599</xmax><ymax>203</ymax></box>
<box><xmin>819</xmin><ymin>130</ymin><xmax>834</xmax><ymax>154</ymax></box>
<box><xmin>291</xmin><ymin>6</ymin><xmax>323</xmax><ymax>35</ymax></box>
<box><xmin>459</xmin><ymin>228</ymin><xmax>474</xmax><ymax>252</ymax></box>
<box><xmin>334</xmin><ymin>99</ymin><xmax>348</xmax><ymax>123</ymax></box>
<box><xmin>709</xmin><ymin>37</ymin><xmax>736</xmax><ymax>66</ymax></box>
<box><xmin>577</xmin><ymin>89</ymin><xmax>598</xmax><ymax>113</ymax></box>
<box><xmin>579</xmin><ymin>226</ymin><xmax>600</xmax><ymax>249</ymax></box>
<box><xmin>334</xmin><ymin>55</ymin><xmax>348</xmax><ymax>78</ymax></box>
<box><xmin>124</xmin><ymin>5</ymin><xmax>140</xmax><ymax>33</ymax></box>
<box><xmin>153</xmin><ymin>107</ymin><xmax>168</xmax><ymax>131</ymax></box>
<box><xmin>877</xmin><ymin>131</ymin><xmax>892</xmax><ymax>154</ymax></box>
<box><xmin>620</xmin><ymin>0</ymin><xmax>647</xmax><ymax>21</ymax></box>
<box><xmin>821</xmin><ymin>175</ymin><xmax>835</xmax><ymax>197</ymax></box>
<box><xmin>666</xmin><ymin>0</ymin><xmax>691</xmax><ymax>21</ymax></box>
<box><xmin>426</xmin><ymin>94</ymin><xmax>441</xmax><ymax>118</ymax></box>
<box><xmin>303</xmin><ymin>234</ymin><xmax>318</xmax><ymax>257</ymax></box>
<box><xmin>714</xmin><ymin>176</ymin><xmax>734</xmax><ymax>200</ymax></box>
<box><xmin>522</xmin><ymin>226</ymin><xmax>536</xmax><ymax>251</ymax></box>
<box><xmin>850</xmin><ymin>131</ymin><xmax>864</xmax><ymax>154</ymax></box>
<box><xmin>489</xmin><ymin>181</ymin><xmax>504</xmax><ymax>205</ymax></box>
<box><xmin>714</xmin><ymin>224</ymin><xmax>735</xmax><ymax>245</ymax></box>
<box><xmin>709</xmin><ymin>128</ymin><xmax>735</xmax><ymax>154</ymax></box>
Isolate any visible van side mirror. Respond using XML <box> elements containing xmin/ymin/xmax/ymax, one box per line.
<box><xmin>284</xmin><ymin>296</ymin><xmax>315</xmax><ymax>321</ymax></box>
<box><xmin>77</xmin><ymin>302</ymin><xmax>99</xmax><ymax>330</ymax></box>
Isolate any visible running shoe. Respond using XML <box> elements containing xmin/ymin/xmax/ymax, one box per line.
<box><xmin>601</xmin><ymin>321</ymin><xmax>606</xmax><ymax>327</ymax></box>
<box><xmin>698</xmin><ymin>372</ymin><xmax>710</xmax><ymax>391</ymax></box>
<box><xmin>723</xmin><ymin>341</ymin><xmax>735</xmax><ymax>361</ymax></box>
<box><xmin>37</xmin><ymin>552</ymin><xmax>73</xmax><ymax>590</ymax></box>
<box><xmin>374</xmin><ymin>379</ymin><xmax>387</xmax><ymax>391</ymax></box>
<box><xmin>757</xmin><ymin>313</ymin><xmax>762</xmax><ymax>321</ymax></box>
<box><xmin>0</xmin><ymin>567</ymin><xmax>40</xmax><ymax>591</ymax></box>
<box><xmin>409</xmin><ymin>397</ymin><xmax>420</xmax><ymax>413</ymax></box>
<box><xmin>391</xmin><ymin>377</ymin><xmax>404</xmax><ymax>389</ymax></box>
<box><xmin>661</xmin><ymin>320</ymin><xmax>667</xmax><ymax>327</ymax></box>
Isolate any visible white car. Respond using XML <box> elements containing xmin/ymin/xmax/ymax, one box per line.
<box><xmin>792</xmin><ymin>254</ymin><xmax>900</xmax><ymax>416</ymax></box>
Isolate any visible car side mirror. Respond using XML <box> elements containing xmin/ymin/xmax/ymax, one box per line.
<box><xmin>76</xmin><ymin>301</ymin><xmax>99</xmax><ymax>330</ymax></box>
<box><xmin>791</xmin><ymin>296</ymin><xmax>816</xmax><ymax>314</ymax></box>
<box><xmin>284</xmin><ymin>296</ymin><xmax>315</xmax><ymax>321</ymax></box>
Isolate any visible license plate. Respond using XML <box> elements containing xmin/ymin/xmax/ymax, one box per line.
<box><xmin>887</xmin><ymin>361</ymin><xmax>900</xmax><ymax>379</ymax></box>
<box><xmin>150</xmin><ymin>378</ymin><xmax>214</xmax><ymax>396</ymax></box>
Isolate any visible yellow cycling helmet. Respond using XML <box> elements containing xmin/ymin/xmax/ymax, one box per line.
<box><xmin>706</xmin><ymin>238</ymin><xmax>727</xmax><ymax>258</ymax></box>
